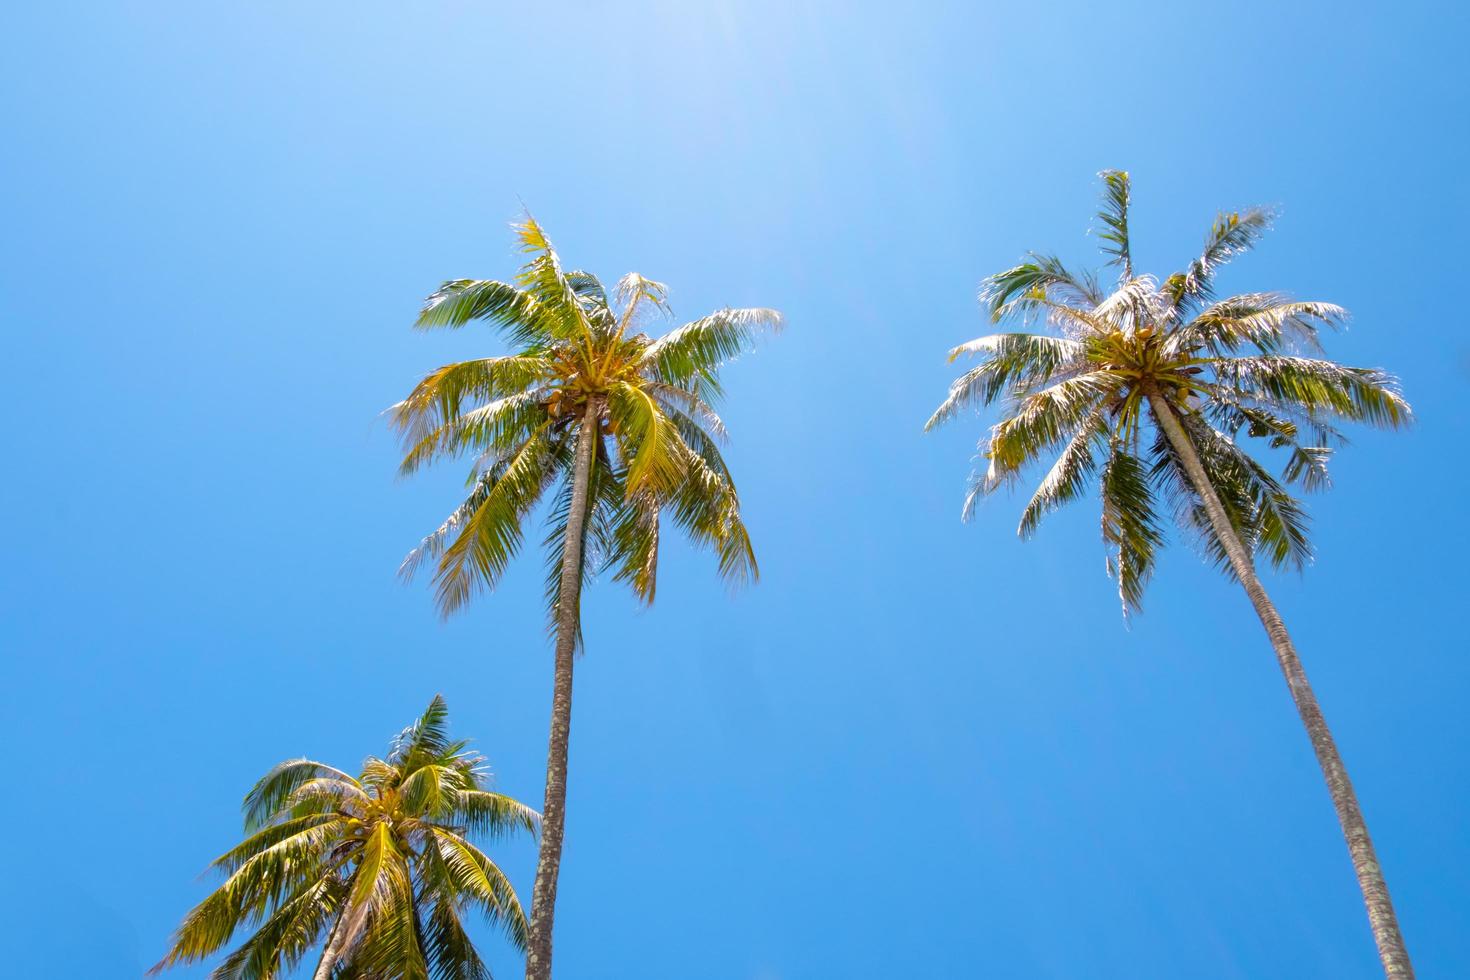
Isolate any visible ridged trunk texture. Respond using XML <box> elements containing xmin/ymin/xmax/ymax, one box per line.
<box><xmin>1148</xmin><ymin>392</ymin><xmax>1412</xmax><ymax>978</ymax></box>
<box><xmin>524</xmin><ymin>400</ymin><xmax>599</xmax><ymax>980</ymax></box>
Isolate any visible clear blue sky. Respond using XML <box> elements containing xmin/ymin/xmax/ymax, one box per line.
<box><xmin>3</xmin><ymin>2</ymin><xmax>1467</xmax><ymax>977</ymax></box>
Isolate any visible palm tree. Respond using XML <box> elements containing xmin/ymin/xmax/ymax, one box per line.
<box><xmin>154</xmin><ymin>695</ymin><xmax>537</xmax><ymax>979</ymax></box>
<box><xmin>391</xmin><ymin>217</ymin><xmax>781</xmax><ymax>980</ymax></box>
<box><xmin>927</xmin><ymin>171</ymin><xmax>1414</xmax><ymax>977</ymax></box>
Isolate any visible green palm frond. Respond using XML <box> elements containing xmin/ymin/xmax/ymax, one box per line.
<box><xmin>1206</xmin><ymin>398</ymin><xmax>1340</xmax><ymax>492</ymax></box>
<box><xmin>429</xmin><ymin>426</ymin><xmax>566</xmax><ymax>617</ymax></box>
<box><xmin>926</xmin><ymin>334</ymin><xmax>1085</xmax><ymax>430</ymax></box>
<box><xmin>428</xmin><ymin>829</ymin><xmax>529</xmax><ymax>949</ymax></box>
<box><xmin>391</xmin><ymin>694</ymin><xmax>454</xmax><ymax>763</ymax></box>
<box><xmin>209</xmin><ymin>813</ymin><xmax>345</xmax><ymax>876</ymax></box>
<box><xmin>1171</xmin><ymin>294</ymin><xmax>1343</xmax><ymax>356</ymax></box>
<box><xmin>1164</xmin><ymin>206</ymin><xmax>1276</xmax><ymax>312</ymax></box>
<box><xmin>670</xmin><ymin>440</ymin><xmax>757</xmax><ymax>588</ymax></box>
<box><xmin>243</xmin><ymin>760</ymin><xmax>362</xmax><ymax>833</ymax></box>
<box><xmin>158</xmin><ymin>822</ymin><xmax>347</xmax><ymax>966</ymax></box>
<box><xmin>980</xmin><ymin>253</ymin><xmax>1104</xmax><ymax>323</ymax></box>
<box><xmin>608</xmin><ymin>381</ymin><xmax>685</xmax><ymax>495</ymax></box>
<box><xmin>640</xmin><ymin>306</ymin><xmax>783</xmax><ymax>394</ymax></box>
<box><xmin>454</xmin><ymin>790</ymin><xmax>541</xmax><ymax>841</ymax></box>
<box><xmin>1095</xmin><ymin>170</ymin><xmax>1133</xmax><ymax>279</ymax></box>
<box><xmin>1091</xmin><ymin>274</ymin><xmax>1160</xmax><ymax>328</ymax></box>
<box><xmin>513</xmin><ymin>216</ymin><xmax>592</xmax><ymax>344</ymax></box>
<box><xmin>1100</xmin><ymin>443</ymin><xmax>1163</xmax><ymax>613</ymax></box>
<box><xmin>1017</xmin><ymin>409</ymin><xmax>1108</xmax><ymax>538</ymax></box>
<box><xmin>986</xmin><ymin>372</ymin><xmax>1119</xmax><ymax>480</ymax></box>
<box><xmin>1149</xmin><ymin>414</ymin><xmax>1313</xmax><ymax>576</ymax></box>
<box><xmin>610</xmin><ymin>488</ymin><xmax>661</xmax><ymax>602</ymax></box>
<box><xmin>205</xmin><ymin>875</ymin><xmax>345</xmax><ymax>980</ymax></box>
<box><xmin>392</xmin><ymin>355</ymin><xmax>553</xmax><ymax>446</ymax></box>
<box><xmin>566</xmin><ymin>269</ymin><xmax>611</xmax><ymax>311</ymax></box>
<box><xmin>644</xmin><ymin>381</ymin><xmax>730</xmax><ymax>442</ymax></box>
<box><xmin>1211</xmin><ymin>355</ymin><xmax>1410</xmax><ymax>428</ymax></box>
<box><xmin>415</xmin><ymin>279</ymin><xmax>545</xmax><ymax>346</ymax></box>
<box><xmin>420</xmin><ymin>895</ymin><xmax>493</xmax><ymax>980</ymax></box>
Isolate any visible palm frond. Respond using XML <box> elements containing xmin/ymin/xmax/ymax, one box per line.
<box><xmin>986</xmin><ymin>372</ymin><xmax>1119</xmax><ymax>480</ymax></box>
<box><xmin>565</xmin><ymin>270</ymin><xmax>610</xmax><ymax>309</ymax></box>
<box><xmin>1095</xmin><ymin>169</ymin><xmax>1133</xmax><ymax>279</ymax></box>
<box><xmin>204</xmin><ymin>875</ymin><xmax>345</xmax><ymax>980</ymax></box>
<box><xmin>243</xmin><ymin>761</ymin><xmax>363</xmax><ymax>832</ymax></box>
<box><xmin>608</xmin><ymin>382</ymin><xmax>686</xmax><ymax>495</ymax></box>
<box><xmin>1211</xmin><ymin>355</ymin><xmax>1411</xmax><ymax>428</ymax></box>
<box><xmin>1164</xmin><ymin>206</ymin><xmax>1276</xmax><ymax>311</ymax></box>
<box><xmin>390</xmin><ymin>695</ymin><xmax>454</xmax><ymax>768</ymax></box>
<box><xmin>453</xmin><ymin>790</ymin><xmax>541</xmax><ymax>841</ymax></box>
<box><xmin>615</xmin><ymin>272</ymin><xmax>672</xmax><ymax>329</ymax></box>
<box><xmin>663</xmin><ymin>413</ymin><xmax>757</xmax><ymax>588</ymax></box>
<box><xmin>980</xmin><ymin>253</ymin><xmax>1104</xmax><ymax>323</ymax></box>
<box><xmin>640</xmin><ymin>307</ymin><xmax>782</xmax><ymax>391</ymax></box>
<box><xmin>644</xmin><ymin>381</ymin><xmax>730</xmax><ymax>442</ymax></box>
<box><xmin>1206</xmin><ymin>398</ymin><xmax>1338</xmax><ymax>491</ymax></box>
<box><xmin>1099</xmin><ymin>443</ymin><xmax>1164</xmax><ymax>614</ymax></box>
<box><xmin>426</xmin><ymin>426</ymin><xmax>565</xmax><ymax>617</ymax></box>
<box><xmin>1170</xmin><ymin>294</ymin><xmax>1344</xmax><ymax>356</ymax></box>
<box><xmin>512</xmin><ymin>215</ymin><xmax>590</xmax><ymax>343</ymax></box>
<box><xmin>926</xmin><ymin>333</ymin><xmax>1085</xmax><ymax>430</ymax></box>
<box><xmin>420</xmin><ymin>895</ymin><xmax>493</xmax><ymax>980</ymax></box>
<box><xmin>1017</xmin><ymin>409</ymin><xmax>1108</xmax><ymax>537</ymax></box>
<box><xmin>1091</xmin><ymin>275</ymin><xmax>1160</xmax><ymax>329</ymax></box>
<box><xmin>428</xmin><ymin>830</ymin><xmax>529</xmax><ymax>951</ymax></box>
<box><xmin>414</xmin><ymin>279</ymin><xmax>546</xmax><ymax>347</ymax></box>
<box><xmin>391</xmin><ymin>354</ymin><xmax>552</xmax><ymax>443</ymax></box>
<box><xmin>208</xmin><ymin>814</ymin><xmax>344</xmax><ymax>876</ymax></box>
<box><xmin>1151</xmin><ymin>413</ymin><xmax>1313</xmax><ymax>574</ymax></box>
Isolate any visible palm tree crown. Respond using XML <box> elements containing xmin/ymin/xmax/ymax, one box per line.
<box><xmin>154</xmin><ymin>696</ymin><xmax>538</xmax><ymax>980</ymax></box>
<box><xmin>928</xmin><ymin>169</ymin><xmax>1410</xmax><ymax>611</ymax></box>
<box><xmin>392</xmin><ymin>216</ymin><xmax>782</xmax><ymax>618</ymax></box>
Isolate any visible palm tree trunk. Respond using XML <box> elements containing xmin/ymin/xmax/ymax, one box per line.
<box><xmin>1148</xmin><ymin>392</ymin><xmax>1413</xmax><ymax>979</ymax></box>
<box><xmin>524</xmin><ymin>399</ymin><xmax>600</xmax><ymax>980</ymax></box>
<box><xmin>313</xmin><ymin>912</ymin><xmax>349</xmax><ymax>980</ymax></box>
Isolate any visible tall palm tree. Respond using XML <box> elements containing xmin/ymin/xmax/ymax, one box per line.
<box><xmin>391</xmin><ymin>217</ymin><xmax>781</xmax><ymax>980</ymax></box>
<box><xmin>154</xmin><ymin>695</ymin><xmax>538</xmax><ymax>979</ymax></box>
<box><xmin>927</xmin><ymin>171</ymin><xmax>1414</xmax><ymax>977</ymax></box>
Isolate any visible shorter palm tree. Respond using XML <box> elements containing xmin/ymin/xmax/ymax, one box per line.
<box><xmin>154</xmin><ymin>695</ymin><xmax>538</xmax><ymax>980</ymax></box>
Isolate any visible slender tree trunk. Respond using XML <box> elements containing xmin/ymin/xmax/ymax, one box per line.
<box><xmin>313</xmin><ymin>912</ymin><xmax>349</xmax><ymax>980</ymax></box>
<box><xmin>524</xmin><ymin>399</ymin><xmax>600</xmax><ymax>980</ymax></box>
<box><xmin>1148</xmin><ymin>392</ymin><xmax>1413</xmax><ymax>979</ymax></box>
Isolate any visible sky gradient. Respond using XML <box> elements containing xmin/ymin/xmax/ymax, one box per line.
<box><xmin>3</xmin><ymin>1</ymin><xmax>1468</xmax><ymax>977</ymax></box>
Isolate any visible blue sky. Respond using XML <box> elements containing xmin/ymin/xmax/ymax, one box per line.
<box><xmin>3</xmin><ymin>1</ymin><xmax>1468</xmax><ymax>977</ymax></box>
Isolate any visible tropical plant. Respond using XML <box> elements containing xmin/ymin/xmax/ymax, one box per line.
<box><xmin>927</xmin><ymin>171</ymin><xmax>1414</xmax><ymax>977</ymax></box>
<box><xmin>153</xmin><ymin>695</ymin><xmax>537</xmax><ymax>980</ymax></box>
<box><xmin>391</xmin><ymin>217</ymin><xmax>781</xmax><ymax>980</ymax></box>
